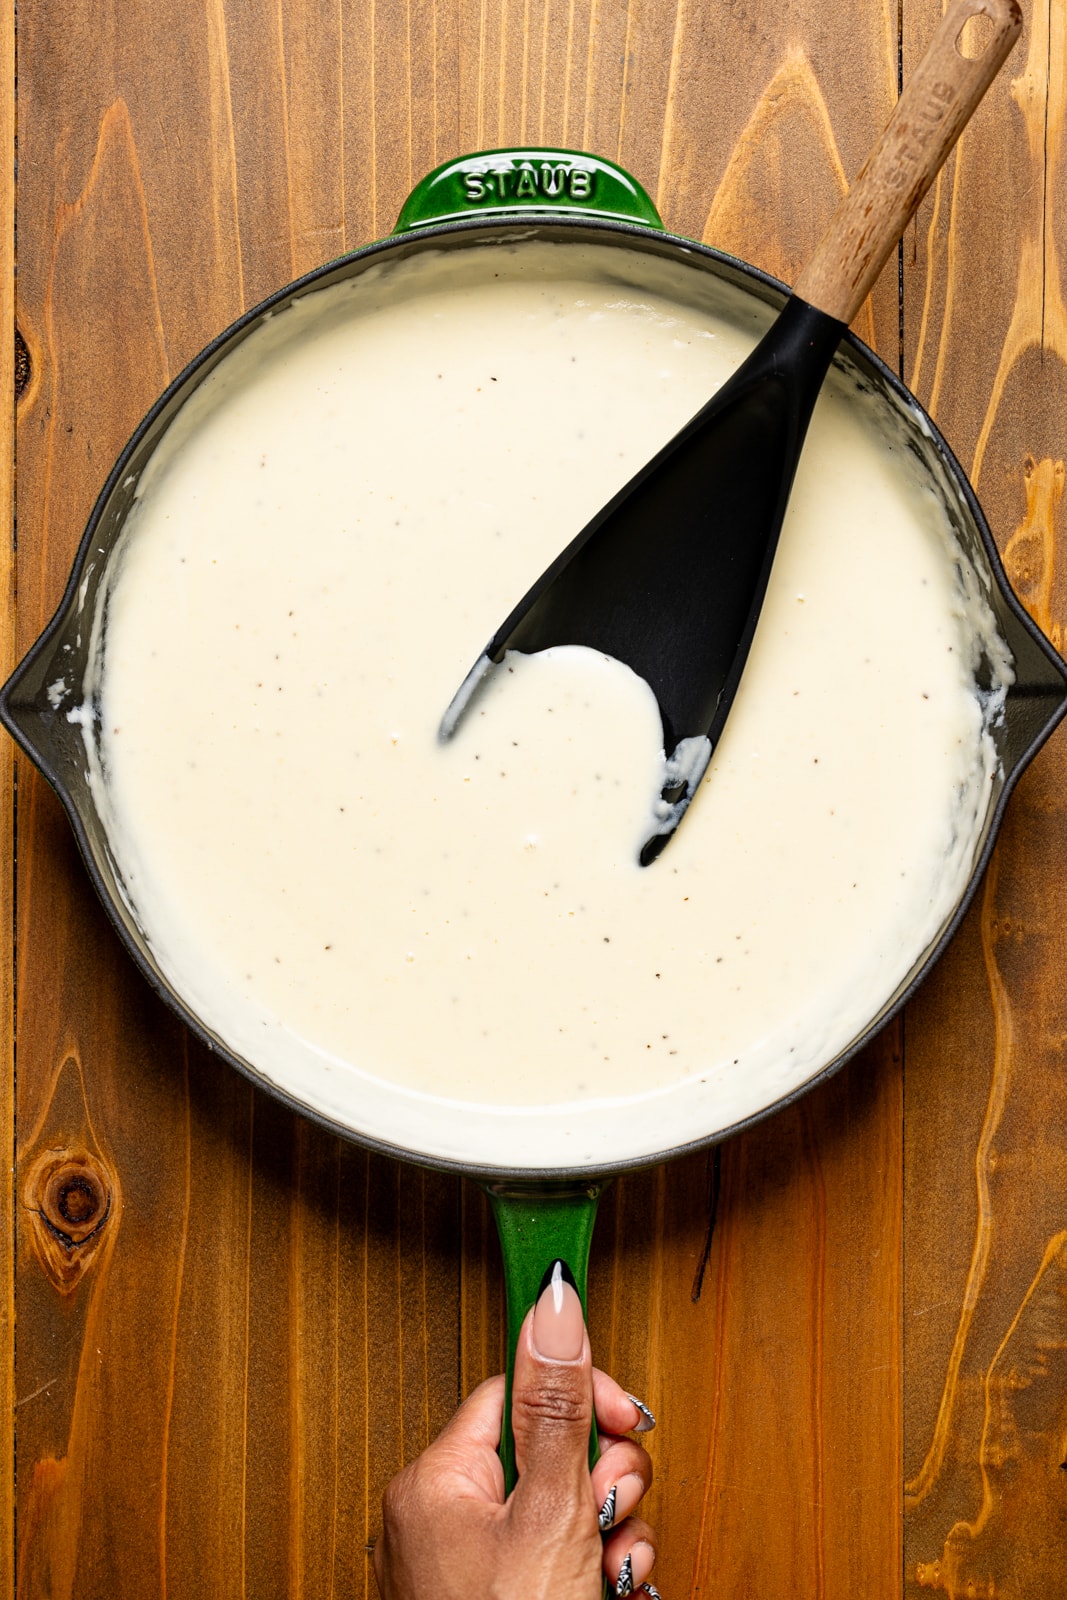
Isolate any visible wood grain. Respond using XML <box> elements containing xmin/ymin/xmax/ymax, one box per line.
<box><xmin>0</xmin><ymin>0</ymin><xmax>12</xmax><ymax>1593</ymax></box>
<box><xmin>902</xmin><ymin>0</ymin><xmax>1067</xmax><ymax>1594</ymax></box>
<box><xmin>8</xmin><ymin>0</ymin><xmax>1066</xmax><ymax>1595</ymax></box>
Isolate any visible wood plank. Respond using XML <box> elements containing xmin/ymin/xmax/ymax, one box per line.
<box><xmin>653</xmin><ymin>0</ymin><xmax>900</xmax><ymax>353</ymax></box>
<box><xmin>0</xmin><ymin>0</ymin><xmax>13</xmax><ymax>1591</ymax></box>
<box><xmin>902</xmin><ymin>1</ymin><xmax>1067</xmax><ymax>1594</ymax></box>
<box><xmin>585</xmin><ymin>1049</ymin><xmax>901</xmax><ymax>1599</ymax></box>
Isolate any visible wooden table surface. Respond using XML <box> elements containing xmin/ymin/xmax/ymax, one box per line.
<box><xmin>6</xmin><ymin>1</ymin><xmax>1067</xmax><ymax>1595</ymax></box>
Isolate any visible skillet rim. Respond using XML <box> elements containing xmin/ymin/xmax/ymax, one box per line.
<box><xmin>5</xmin><ymin>211</ymin><xmax>1066</xmax><ymax>1181</ymax></box>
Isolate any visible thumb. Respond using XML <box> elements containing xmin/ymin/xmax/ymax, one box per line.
<box><xmin>510</xmin><ymin>1261</ymin><xmax>594</xmax><ymax>1501</ymax></box>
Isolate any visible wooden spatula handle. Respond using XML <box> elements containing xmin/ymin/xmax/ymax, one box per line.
<box><xmin>793</xmin><ymin>0</ymin><xmax>1022</xmax><ymax>325</ymax></box>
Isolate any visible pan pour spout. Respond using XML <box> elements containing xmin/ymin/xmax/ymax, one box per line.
<box><xmin>440</xmin><ymin>0</ymin><xmax>1023</xmax><ymax>864</ymax></box>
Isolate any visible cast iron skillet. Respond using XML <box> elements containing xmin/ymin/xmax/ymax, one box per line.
<box><xmin>4</xmin><ymin>147</ymin><xmax>1067</xmax><ymax>1485</ymax></box>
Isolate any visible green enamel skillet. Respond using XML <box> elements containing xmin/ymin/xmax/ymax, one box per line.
<box><xmin>4</xmin><ymin>44</ymin><xmax>1066</xmax><ymax>1509</ymax></box>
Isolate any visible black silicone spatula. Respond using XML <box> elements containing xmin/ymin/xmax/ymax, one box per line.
<box><xmin>441</xmin><ymin>0</ymin><xmax>1022</xmax><ymax>864</ymax></box>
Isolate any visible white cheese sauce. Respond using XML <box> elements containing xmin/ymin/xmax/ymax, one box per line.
<box><xmin>88</xmin><ymin>241</ymin><xmax>1010</xmax><ymax>1169</ymax></box>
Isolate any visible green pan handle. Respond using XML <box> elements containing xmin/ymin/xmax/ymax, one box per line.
<box><xmin>483</xmin><ymin>1179</ymin><xmax>604</xmax><ymax>1492</ymax></box>
<box><xmin>394</xmin><ymin>149</ymin><xmax>664</xmax><ymax>233</ymax></box>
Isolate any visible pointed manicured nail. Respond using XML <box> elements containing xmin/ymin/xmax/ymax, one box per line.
<box><xmin>641</xmin><ymin>1586</ymin><xmax>662</xmax><ymax>1600</ymax></box>
<box><xmin>626</xmin><ymin>1392</ymin><xmax>657</xmax><ymax>1432</ymax></box>
<box><xmin>598</xmin><ymin>1483</ymin><xmax>617</xmax><ymax>1531</ymax></box>
<box><xmin>531</xmin><ymin>1260</ymin><xmax>584</xmax><ymax>1360</ymax></box>
<box><xmin>599</xmin><ymin>1471</ymin><xmax>644</xmax><ymax>1530</ymax></box>
<box><xmin>615</xmin><ymin>1542</ymin><xmax>655</xmax><ymax>1596</ymax></box>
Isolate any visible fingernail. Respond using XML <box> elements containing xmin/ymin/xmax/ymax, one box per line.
<box><xmin>641</xmin><ymin>1586</ymin><xmax>662</xmax><ymax>1600</ymax></box>
<box><xmin>626</xmin><ymin>1392</ymin><xmax>657</xmax><ymax>1432</ymax></box>
<box><xmin>532</xmin><ymin>1260</ymin><xmax>584</xmax><ymax>1360</ymax></box>
<box><xmin>598</xmin><ymin>1471</ymin><xmax>644</xmax><ymax>1530</ymax></box>
<box><xmin>615</xmin><ymin>1541</ymin><xmax>655</xmax><ymax>1597</ymax></box>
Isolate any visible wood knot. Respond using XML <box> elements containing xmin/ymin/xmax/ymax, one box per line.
<box><xmin>14</xmin><ymin>327</ymin><xmax>29</xmax><ymax>400</ymax></box>
<box><xmin>40</xmin><ymin>1161</ymin><xmax>109</xmax><ymax>1244</ymax></box>
<box><xmin>23</xmin><ymin>1148</ymin><xmax>117</xmax><ymax>1292</ymax></box>
<box><xmin>1004</xmin><ymin>455</ymin><xmax>1063</xmax><ymax>634</ymax></box>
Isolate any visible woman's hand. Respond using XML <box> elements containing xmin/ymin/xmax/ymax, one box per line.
<box><xmin>373</xmin><ymin>1261</ymin><xmax>658</xmax><ymax>1600</ymax></box>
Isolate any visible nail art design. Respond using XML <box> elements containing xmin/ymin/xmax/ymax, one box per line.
<box><xmin>640</xmin><ymin>1585</ymin><xmax>662</xmax><ymax>1599</ymax></box>
<box><xmin>598</xmin><ymin>1483</ymin><xmax>617</xmax><ymax>1531</ymax></box>
<box><xmin>537</xmin><ymin>1258</ymin><xmax>578</xmax><ymax>1298</ymax></box>
<box><xmin>626</xmin><ymin>1393</ymin><xmax>657</xmax><ymax>1432</ymax></box>
<box><xmin>614</xmin><ymin>1552</ymin><xmax>635</xmax><ymax>1597</ymax></box>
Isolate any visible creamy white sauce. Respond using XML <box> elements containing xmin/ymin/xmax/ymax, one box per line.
<box><xmin>87</xmin><ymin>242</ymin><xmax>1009</xmax><ymax>1169</ymax></box>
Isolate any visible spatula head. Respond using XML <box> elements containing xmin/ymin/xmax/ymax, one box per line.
<box><xmin>442</xmin><ymin>297</ymin><xmax>846</xmax><ymax>863</ymax></box>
